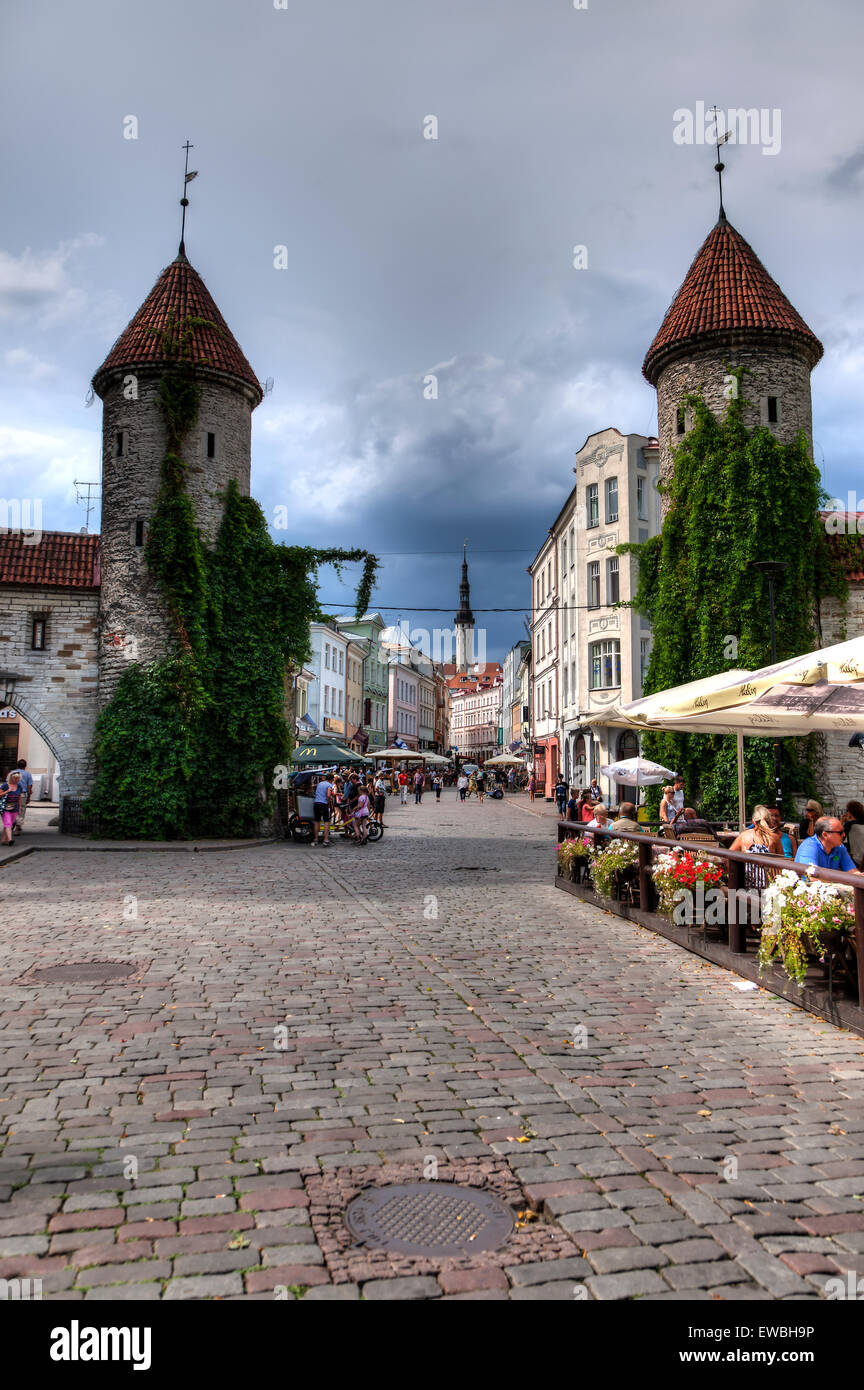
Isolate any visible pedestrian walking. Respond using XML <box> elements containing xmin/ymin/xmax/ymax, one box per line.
<box><xmin>0</xmin><ymin>770</ymin><xmax>23</xmax><ymax>846</ymax></box>
<box><xmin>311</xmin><ymin>773</ymin><xmax>334</xmax><ymax>846</ymax></box>
<box><xmin>398</xmin><ymin>769</ymin><xmax>409</xmax><ymax>804</ymax></box>
<box><xmin>13</xmin><ymin>759</ymin><xmax>32</xmax><ymax>836</ymax></box>
<box><xmin>353</xmin><ymin>784</ymin><xmax>371</xmax><ymax>844</ymax></box>
<box><xmin>414</xmin><ymin>769</ymin><xmax>424</xmax><ymax>804</ymax></box>
<box><xmin>528</xmin><ymin>773</ymin><xmax>536</xmax><ymax>802</ymax></box>
<box><xmin>373</xmin><ymin>773</ymin><xmax>387</xmax><ymax>827</ymax></box>
<box><xmin>432</xmin><ymin>773</ymin><xmax>442</xmax><ymax>802</ymax></box>
<box><xmin>554</xmin><ymin>774</ymin><xmax>567</xmax><ymax>818</ymax></box>
<box><xmin>475</xmin><ymin>768</ymin><xmax>485</xmax><ymax>804</ymax></box>
<box><xmin>457</xmin><ymin>772</ymin><xmax>468</xmax><ymax>802</ymax></box>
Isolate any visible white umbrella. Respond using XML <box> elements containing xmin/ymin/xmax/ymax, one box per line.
<box><xmin>483</xmin><ymin>754</ymin><xmax>526</xmax><ymax>767</ymax></box>
<box><xmin>599</xmin><ymin>755</ymin><xmax>677</xmax><ymax>786</ymax></box>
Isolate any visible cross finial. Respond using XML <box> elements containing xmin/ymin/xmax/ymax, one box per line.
<box><xmin>710</xmin><ymin>106</ymin><xmax>732</xmax><ymax>220</ymax></box>
<box><xmin>178</xmin><ymin>140</ymin><xmax>197</xmax><ymax>258</ymax></box>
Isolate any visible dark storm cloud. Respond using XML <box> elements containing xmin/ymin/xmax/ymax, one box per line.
<box><xmin>2</xmin><ymin>0</ymin><xmax>863</xmax><ymax>656</ymax></box>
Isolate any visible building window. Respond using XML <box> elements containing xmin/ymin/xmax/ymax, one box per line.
<box><xmin>569</xmin><ymin>525</ymin><xmax>575</xmax><ymax>563</ymax></box>
<box><xmin>206</xmin><ymin>432</ymin><xmax>216</xmax><ymax>458</ymax></box>
<box><xmin>586</xmin><ymin>483</ymin><xmax>599</xmax><ymax>528</ymax></box>
<box><xmin>640</xmin><ymin>638</ymin><xmax>651</xmax><ymax>685</ymax></box>
<box><xmin>31</xmin><ymin>616</ymin><xmax>46</xmax><ymax>650</ymax></box>
<box><xmin>134</xmin><ymin>517</ymin><xmax>145</xmax><ymax>547</ymax></box>
<box><xmin>561</xmin><ymin>537</ymin><xmax>567</xmax><ymax>573</ymax></box>
<box><xmin>587</xmin><ymin>561</ymin><xmax>600</xmax><ymax>609</ymax></box>
<box><xmin>589</xmin><ymin>639</ymin><xmax>621</xmax><ymax>691</ymax></box>
<box><xmin>637</xmin><ymin>475</ymin><xmax>647</xmax><ymax>520</ymax></box>
<box><xmin>607</xmin><ymin>555</ymin><xmax>619</xmax><ymax>605</ymax></box>
<box><xmin>115</xmin><ymin>431</ymin><xmax>125</xmax><ymax>457</ymax></box>
<box><xmin>324</xmin><ymin>643</ymin><xmax>330</xmax><ymax>670</ymax></box>
<box><xmin>605</xmin><ymin>477</ymin><xmax>618</xmax><ymax>523</ymax></box>
<box><xmin>563</xmin><ymin>666</ymin><xmax>568</xmax><ymax>706</ymax></box>
<box><xmin>766</xmin><ymin>395</ymin><xmax>779</xmax><ymax>424</ymax></box>
<box><xmin>676</xmin><ymin>404</ymin><xmax>686</xmax><ymax>436</ymax></box>
<box><xmin>338</xmin><ymin>650</ymin><xmax>344</xmax><ymax>675</ymax></box>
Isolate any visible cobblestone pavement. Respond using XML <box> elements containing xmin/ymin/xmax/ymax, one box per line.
<box><xmin>2</xmin><ymin>789</ymin><xmax>864</xmax><ymax>1302</ymax></box>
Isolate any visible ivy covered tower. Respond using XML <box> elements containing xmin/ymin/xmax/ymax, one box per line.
<box><xmin>454</xmin><ymin>545</ymin><xmax>475</xmax><ymax>672</ymax></box>
<box><xmin>643</xmin><ymin>209</ymin><xmax>823</xmax><ymax>502</ymax></box>
<box><xmin>91</xmin><ymin>245</ymin><xmax>262</xmax><ymax>701</ymax></box>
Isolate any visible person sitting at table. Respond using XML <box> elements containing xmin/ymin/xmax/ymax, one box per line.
<box><xmin>729</xmin><ymin>805</ymin><xmax>783</xmax><ymax>889</ymax></box>
<box><xmin>612</xmin><ymin>801</ymin><xmax>641</xmax><ymax>833</ymax></box>
<box><xmin>565</xmin><ymin>787</ymin><xmax>581</xmax><ymax>822</ymax></box>
<box><xmin>796</xmin><ymin>815</ymin><xmax>864</xmax><ymax>876</ymax></box>
<box><xmin>798</xmin><ymin>799</ymin><xmax>822</xmax><ymax>843</ymax></box>
<box><xmin>584</xmin><ymin>804</ymin><xmax>609</xmax><ymax>846</ymax></box>
<box><xmin>673</xmin><ymin>807</ymin><xmax>716</xmax><ymax>839</ymax></box>
<box><xmin>842</xmin><ymin>800</ymin><xmax>864</xmax><ymax>869</ymax></box>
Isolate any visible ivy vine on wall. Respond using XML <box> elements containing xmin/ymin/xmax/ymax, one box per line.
<box><xmin>620</xmin><ymin>375</ymin><xmax>848</xmax><ymax>820</ymax></box>
<box><xmin>86</xmin><ymin>319</ymin><xmax>378</xmax><ymax>839</ymax></box>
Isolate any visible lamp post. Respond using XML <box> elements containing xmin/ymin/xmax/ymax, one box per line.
<box><xmin>748</xmin><ymin>560</ymin><xmax>789</xmax><ymax>811</ymax></box>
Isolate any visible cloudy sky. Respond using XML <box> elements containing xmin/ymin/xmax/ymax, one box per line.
<box><xmin>3</xmin><ymin>0</ymin><xmax>863</xmax><ymax>659</ymax></box>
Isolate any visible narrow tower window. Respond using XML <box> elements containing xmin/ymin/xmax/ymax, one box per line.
<box><xmin>115</xmin><ymin>431</ymin><xmax>125</xmax><ymax>457</ymax></box>
<box><xmin>134</xmin><ymin>518</ymin><xmax>145</xmax><ymax>547</ymax></box>
<box><xmin>675</xmin><ymin>405</ymin><xmax>686</xmax><ymax>436</ymax></box>
<box><xmin>207</xmin><ymin>432</ymin><xmax>216</xmax><ymax>458</ymax></box>
<box><xmin>767</xmin><ymin>396</ymin><xmax>778</xmax><ymax>424</ymax></box>
<box><xmin>31</xmin><ymin>617</ymin><xmax>46</xmax><ymax>651</ymax></box>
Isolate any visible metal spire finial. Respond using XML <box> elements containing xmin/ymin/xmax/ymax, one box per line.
<box><xmin>178</xmin><ymin>140</ymin><xmax>198</xmax><ymax>258</ymax></box>
<box><xmin>710</xmin><ymin>106</ymin><xmax>732</xmax><ymax>220</ymax></box>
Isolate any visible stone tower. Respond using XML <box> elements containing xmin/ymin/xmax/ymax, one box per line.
<box><xmin>91</xmin><ymin>246</ymin><xmax>262</xmax><ymax>701</ymax></box>
<box><xmin>643</xmin><ymin>209</ymin><xmax>823</xmax><ymax>501</ymax></box>
<box><xmin>454</xmin><ymin>545</ymin><xmax>475</xmax><ymax>672</ymax></box>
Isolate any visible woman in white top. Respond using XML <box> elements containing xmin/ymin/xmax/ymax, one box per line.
<box><xmin>659</xmin><ymin>785</ymin><xmax>678</xmax><ymax>835</ymax></box>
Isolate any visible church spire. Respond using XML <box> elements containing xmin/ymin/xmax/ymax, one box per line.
<box><xmin>455</xmin><ymin>542</ymin><xmax>474</xmax><ymax>627</ymax></box>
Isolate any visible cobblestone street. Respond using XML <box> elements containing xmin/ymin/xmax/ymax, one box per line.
<box><xmin>2</xmin><ymin>790</ymin><xmax>864</xmax><ymax>1302</ymax></box>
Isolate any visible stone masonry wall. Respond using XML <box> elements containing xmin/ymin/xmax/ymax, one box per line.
<box><xmin>97</xmin><ymin>368</ymin><xmax>254</xmax><ymax>705</ymax></box>
<box><xmin>814</xmin><ymin>582</ymin><xmax>864</xmax><ymax>811</ymax></box>
<box><xmin>655</xmin><ymin>342</ymin><xmax>815</xmax><ymax>498</ymax></box>
<box><xmin>0</xmin><ymin>586</ymin><xmax>99</xmax><ymax>798</ymax></box>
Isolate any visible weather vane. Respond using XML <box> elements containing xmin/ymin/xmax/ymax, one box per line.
<box><xmin>710</xmin><ymin>106</ymin><xmax>732</xmax><ymax>218</ymax></box>
<box><xmin>178</xmin><ymin>140</ymin><xmax>198</xmax><ymax>256</ymax></box>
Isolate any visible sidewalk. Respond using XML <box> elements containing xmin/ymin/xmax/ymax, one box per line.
<box><xmin>0</xmin><ymin>803</ymin><xmax>275</xmax><ymax>863</ymax></box>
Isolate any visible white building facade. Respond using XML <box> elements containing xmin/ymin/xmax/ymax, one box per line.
<box><xmin>557</xmin><ymin>428</ymin><xmax>661</xmax><ymax>801</ymax></box>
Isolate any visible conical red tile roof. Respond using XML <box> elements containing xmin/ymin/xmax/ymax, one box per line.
<box><xmin>93</xmin><ymin>252</ymin><xmax>262</xmax><ymax>403</ymax></box>
<box><xmin>643</xmin><ymin>214</ymin><xmax>823</xmax><ymax>384</ymax></box>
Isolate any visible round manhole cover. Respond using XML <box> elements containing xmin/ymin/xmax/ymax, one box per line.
<box><xmin>344</xmin><ymin>1182</ymin><xmax>514</xmax><ymax>1256</ymax></box>
<box><xmin>29</xmin><ymin>962</ymin><xmax>137</xmax><ymax>984</ymax></box>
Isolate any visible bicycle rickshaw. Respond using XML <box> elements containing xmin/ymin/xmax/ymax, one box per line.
<box><xmin>286</xmin><ymin>768</ymin><xmax>383</xmax><ymax>843</ymax></box>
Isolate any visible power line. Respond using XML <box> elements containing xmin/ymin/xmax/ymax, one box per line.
<box><xmin>320</xmin><ymin>601</ymin><xmax>631</xmax><ymax>612</ymax></box>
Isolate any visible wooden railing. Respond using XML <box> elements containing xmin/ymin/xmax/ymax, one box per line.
<box><xmin>557</xmin><ymin>820</ymin><xmax>864</xmax><ymax>1006</ymax></box>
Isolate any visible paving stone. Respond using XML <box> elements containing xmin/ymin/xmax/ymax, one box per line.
<box><xmin>362</xmin><ymin>1276</ymin><xmax>441</xmax><ymax>1300</ymax></box>
<box><xmin>584</xmin><ymin>1269</ymin><xmax>667</xmax><ymax>1300</ymax></box>
<box><xmin>506</xmin><ymin>1257</ymin><xmax>590</xmax><ymax>1286</ymax></box>
<box><xmin>164</xmin><ymin>1274</ymin><xmax>245</xmax><ymax>1300</ymax></box>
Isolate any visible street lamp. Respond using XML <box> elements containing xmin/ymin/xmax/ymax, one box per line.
<box><xmin>747</xmin><ymin>560</ymin><xmax>788</xmax><ymax>811</ymax></box>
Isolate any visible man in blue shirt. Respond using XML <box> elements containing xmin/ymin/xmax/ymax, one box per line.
<box><xmin>795</xmin><ymin>816</ymin><xmax>864</xmax><ymax>876</ymax></box>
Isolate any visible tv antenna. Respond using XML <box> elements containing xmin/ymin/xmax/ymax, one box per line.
<box><xmin>73</xmin><ymin>479</ymin><xmax>101</xmax><ymax>534</ymax></box>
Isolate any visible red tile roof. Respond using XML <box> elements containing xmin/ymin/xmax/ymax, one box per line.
<box><xmin>0</xmin><ymin>530</ymin><xmax>100</xmax><ymax>589</ymax></box>
<box><xmin>93</xmin><ymin>253</ymin><xmax>262</xmax><ymax>403</ymax></box>
<box><xmin>643</xmin><ymin>214</ymin><xmax>823</xmax><ymax>384</ymax></box>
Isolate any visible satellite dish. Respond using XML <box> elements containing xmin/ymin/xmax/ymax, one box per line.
<box><xmin>84</xmin><ymin>387</ymin><xmax>95</xmax><ymax>407</ymax></box>
<box><xmin>264</xmin><ymin>377</ymin><xmax>274</xmax><ymax>397</ymax></box>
